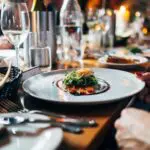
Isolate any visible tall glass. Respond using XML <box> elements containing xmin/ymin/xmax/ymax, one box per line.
<box><xmin>86</xmin><ymin>8</ymin><xmax>99</xmax><ymax>31</ymax></box>
<box><xmin>97</xmin><ymin>9</ymin><xmax>111</xmax><ymax>54</ymax></box>
<box><xmin>1</xmin><ymin>0</ymin><xmax>30</xmax><ymax>68</ymax></box>
<box><xmin>60</xmin><ymin>0</ymin><xmax>83</xmax><ymax>64</ymax></box>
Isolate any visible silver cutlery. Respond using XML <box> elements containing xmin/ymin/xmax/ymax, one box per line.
<box><xmin>0</xmin><ymin>116</ymin><xmax>82</xmax><ymax>134</ymax></box>
<box><xmin>28</xmin><ymin>110</ymin><xmax>97</xmax><ymax>127</ymax></box>
<box><xmin>18</xmin><ymin>90</ymin><xmax>97</xmax><ymax>127</ymax></box>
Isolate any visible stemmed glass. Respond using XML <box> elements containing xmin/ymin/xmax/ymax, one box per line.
<box><xmin>1</xmin><ymin>0</ymin><xmax>30</xmax><ymax>68</ymax></box>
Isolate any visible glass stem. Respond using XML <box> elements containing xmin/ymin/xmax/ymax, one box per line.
<box><xmin>15</xmin><ymin>46</ymin><xmax>20</xmax><ymax>68</ymax></box>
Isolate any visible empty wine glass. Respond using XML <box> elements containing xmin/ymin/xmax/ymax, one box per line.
<box><xmin>1</xmin><ymin>0</ymin><xmax>30</xmax><ymax>68</ymax></box>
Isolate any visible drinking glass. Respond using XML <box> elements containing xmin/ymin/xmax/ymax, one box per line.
<box><xmin>98</xmin><ymin>9</ymin><xmax>111</xmax><ymax>52</ymax></box>
<box><xmin>29</xmin><ymin>31</ymin><xmax>52</xmax><ymax>69</ymax></box>
<box><xmin>1</xmin><ymin>0</ymin><xmax>30</xmax><ymax>68</ymax></box>
<box><xmin>86</xmin><ymin>8</ymin><xmax>99</xmax><ymax>31</ymax></box>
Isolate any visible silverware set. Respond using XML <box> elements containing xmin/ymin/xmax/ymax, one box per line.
<box><xmin>11</xmin><ymin>92</ymin><xmax>97</xmax><ymax>134</ymax></box>
<box><xmin>0</xmin><ymin>94</ymin><xmax>97</xmax><ymax>134</ymax></box>
<box><xmin>0</xmin><ymin>111</ymin><xmax>97</xmax><ymax>134</ymax></box>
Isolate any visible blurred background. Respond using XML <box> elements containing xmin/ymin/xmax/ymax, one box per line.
<box><xmin>28</xmin><ymin>0</ymin><xmax>150</xmax><ymax>46</ymax></box>
<box><xmin>0</xmin><ymin>0</ymin><xmax>150</xmax><ymax>65</ymax></box>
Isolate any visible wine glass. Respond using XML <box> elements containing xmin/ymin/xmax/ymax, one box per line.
<box><xmin>1</xmin><ymin>0</ymin><xmax>30</xmax><ymax>68</ymax></box>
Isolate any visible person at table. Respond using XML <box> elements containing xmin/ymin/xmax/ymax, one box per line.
<box><xmin>115</xmin><ymin>72</ymin><xmax>150</xmax><ymax>150</ymax></box>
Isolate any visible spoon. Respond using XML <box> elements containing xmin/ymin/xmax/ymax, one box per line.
<box><xmin>0</xmin><ymin>61</ymin><xmax>12</xmax><ymax>89</ymax></box>
<box><xmin>0</xmin><ymin>116</ymin><xmax>82</xmax><ymax>134</ymax></box>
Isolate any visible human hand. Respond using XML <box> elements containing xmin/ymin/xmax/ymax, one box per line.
<box><xmin>138</xmin><ymin>72</ymin><xmax>150</xmax><ymax>103</ymax></box>
<box><xmin>115</xmin><ymin>108</ymin><xmax>150</xmax><ymax>150</ymax></box>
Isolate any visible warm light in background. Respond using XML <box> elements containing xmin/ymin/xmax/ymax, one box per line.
<box><xmin>118</xmin><ymin>5</ymin><xmax>130</xmax><ymax>22</ymax></box>
<box><xmin>119</xmin><ymin>5</ymin><xmax>126</xmax><ymax>13</ymax></box>
<box><xmin>87</xmin><ymin>0</ymin><xmax>101</xmax><ymax>9</ymax></box>
<box><xmin>107</xmin><ymin>10</ymin><xmax>112</xmax><ymax>16</ymax></box>
<box><xmin>135</xmin><ymin>11</ymin><xmax>141</xmax><ymax>17</ymax></box>
<box><xmin>142</xmin><ymin>27</ymin><xmax>148</xmax><ymax>35</ymax></box>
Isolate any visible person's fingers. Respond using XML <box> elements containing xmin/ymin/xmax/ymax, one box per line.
<box><xmin>121</xmin><ymin>109</ymin><xmax>128</xmax><ymax>116</ymax></box>
<box><xmin>121</xmin><ymin>108</ymin><xmax>139</xmax><ymax>116</ymax></box>
<box><xmin>116</xmin><ymin>129</ymin><xmax>133</xmax><ymax>142</ymax></box>
<box><xmin>118</xmin><ymin>139</ymin><xmax>138</xmax><ymax>149</ymax></box>
<box><xmin>141</xmin><ymin>73</ymin><xmax>150</xmax><ymax>81</ymax></box>
<box><xmin>118</xmin><ymin>139</ymin><xmax>150</xmax><ymax>150</ymax></box>
<box><xmin>114</xmin><ymin>119</ymin><xmax>124</xmax><ymax>130</ymax></box>
<box><xmin>115</xmin><ymin>109</ymin><xmax>136</xmax><ymax>129</ymax></box>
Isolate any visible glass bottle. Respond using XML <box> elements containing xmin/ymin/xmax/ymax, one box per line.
<box><xmin>60</xmin><ymin>0</ymin><xmax>83</xmax><ymax>63</ymax></box>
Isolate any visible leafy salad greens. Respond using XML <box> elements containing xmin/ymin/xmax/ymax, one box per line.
<box><xmin>63</xmin><ymin>71</ymin><xmax>98</xmax><ymax>87</ymax></box>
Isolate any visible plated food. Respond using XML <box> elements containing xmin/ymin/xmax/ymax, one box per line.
<box><xmin>63</xmin><ymin>68</ymin><xmax>99</xmax><ymax>95</ymax></box>
<box><xmin>99</xmin><ymin>54</ymin><xmax>148</xmax><ymax>68</ymax></box>
<box><xmin>23</xmin><ymin>68</ymin><xmax>145</xmax><ymax>104</ymax></box>
<box><xmin>106</xmin><ymin>55</ymin><xmax>139</xmax><ymax>64</ymax></box>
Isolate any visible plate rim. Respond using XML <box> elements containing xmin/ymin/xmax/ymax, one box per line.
<box><xmin>22</xmin><ymin>68</ymin><xmax>145</xmax><ymax>105</ymax></box>
<box><xmin>99</xmin><ymin>55</ymin><xmax>148</xmax><ymax>67</ymax></box>
<box><xmin>0</xmin><ymin>113</ymin><xmax>63</xmax><ymax>150</ymax></box>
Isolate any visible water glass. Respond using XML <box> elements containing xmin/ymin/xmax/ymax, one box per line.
<box><xmin>28</xmin><ymin>32</ymin><xmax>52</xmax><ymax>69</ymax></box>
<box><xmin>60</xmin><ymin>26</ymin><xmax>83</xmax><ymax>63</ymax></box>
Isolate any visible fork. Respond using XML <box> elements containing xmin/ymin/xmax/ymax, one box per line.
<box><xmin>17</xmin><ymin>92</ymin><xmax>97</xmax><ymax>127</ymax></box>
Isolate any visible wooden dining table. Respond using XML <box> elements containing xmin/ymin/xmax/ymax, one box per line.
<box><xmin>0</xmin><ymin>58</ymin><xmax>149</xmax><ymax>150</ymax></box>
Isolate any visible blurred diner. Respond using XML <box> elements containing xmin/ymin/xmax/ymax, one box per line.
<box><xmin>115</xmin><ymin>72</ymin><xmax>150</xmax><ymax>150</ymax></box>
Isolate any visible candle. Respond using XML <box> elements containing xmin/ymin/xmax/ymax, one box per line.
<box><xmin>115</xmin><ymin>5</ymin><xmax>130</xmax><ymax>36</ymax></box>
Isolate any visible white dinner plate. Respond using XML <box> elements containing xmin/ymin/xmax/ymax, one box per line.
<box><xmin>0</xmin><ymin>113</ymin><xmax>63</xmax><ymax>150</ymax></box>
<box><xmin>99</xmin><ymin>55</ymin><xmax>148</xmax><ymax>68</ymax></box>
<box><xmin>23</xmin><ymin>68</ymin><xmax>145</xmax><ymax>105</ymax></box>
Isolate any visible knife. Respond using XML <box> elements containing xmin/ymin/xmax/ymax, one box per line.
<box><xmin>29</xmin><ymin>110</ymin><xmax>97</xmax><ymax>127</ymax></box>
<box><xmin>0</xmin><ymin>116</ymin><xmax>82</xmax><ymax>134</ymax></box>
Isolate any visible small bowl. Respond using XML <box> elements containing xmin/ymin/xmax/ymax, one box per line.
<box><xmin>0</xmin><ymin>66</ymin><xmax>22</xmax><ymax>100</ymax></box>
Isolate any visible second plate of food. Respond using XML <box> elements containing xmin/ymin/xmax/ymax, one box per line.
<box><xmin>99</xmin><ymin>55</ymin><xmax>148</xmax><ymax>68</ymax></box>
<box><xmin>23</xmin><ymin>68</ymin><xmax>145</xmax><ymax>105</ymax></box>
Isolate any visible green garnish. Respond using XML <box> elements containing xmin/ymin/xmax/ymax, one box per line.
<box><xmin>127</xmin><ymin>46</ymin><xmax>142</xmax><ymax>54</ymax></box>
<box><xmin>63</xmin><ymin>71</ymin><xmax>98</xmax><ymax>87</ymax></box>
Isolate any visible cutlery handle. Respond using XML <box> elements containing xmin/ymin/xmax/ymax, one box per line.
<box><xmin>28</xmin><ymin>119</ymin><xmax>82</xmax><ymax>134</ymax></box>
<box><xmin>29</xmin><ymin>110</ymin><xmax>97</xmax><ymax>127</ymax></box>
<box><xmin>58</xmin><ymin>118</ymin><xmax>97</xmax><ymax>127</ymax></box>
<box><xmin>51</xmin><ymin>122</ymin><xmax>82</xmax><ymax>134</ymax></box>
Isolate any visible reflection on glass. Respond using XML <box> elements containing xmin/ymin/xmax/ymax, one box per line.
<box><xmin>1</xmin><ymin>0</ymin><xmax>30</xmax><ymax>68</ymax></box>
